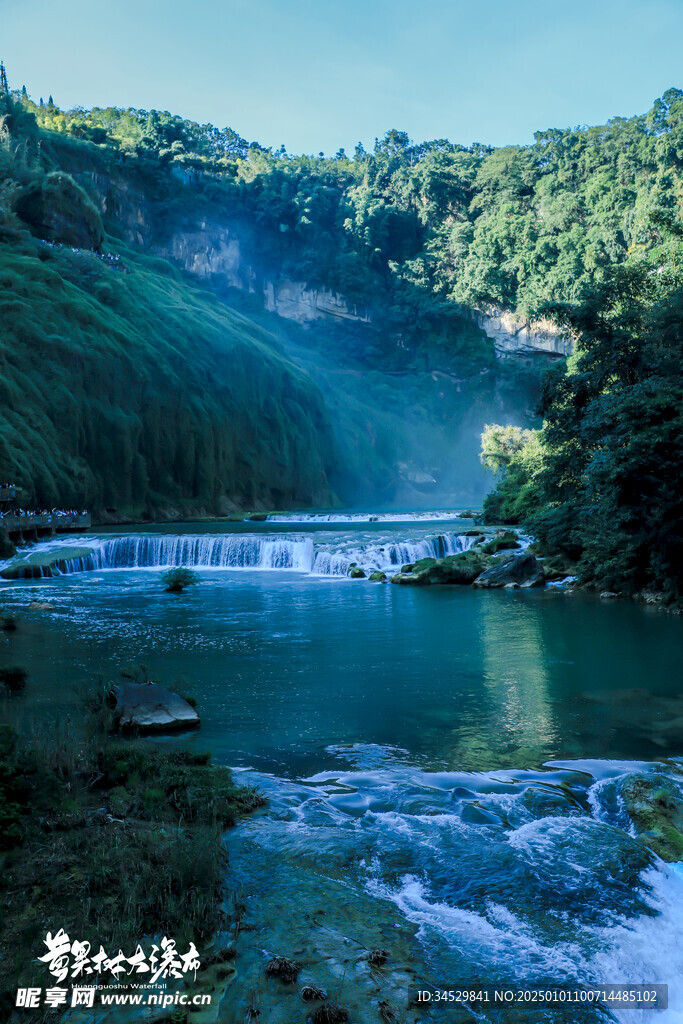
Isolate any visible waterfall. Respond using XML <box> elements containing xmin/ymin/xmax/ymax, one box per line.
<box><xmin>267</xmin><ymin>511</ymin><xmax>465</xmax><ymax>523</ymax></box>
<box><xmin>23</xmin><ymin>530</ymin><xmax>475</xmax><ymax>579</ymax></box>
<box><xmin>310</xmin><ymin>533</ymin><xmax>475</xmax><ymax>576</ymax></box>
<box><xmin>56</xmin><ymin>535</ymin><xmax>315</xmax><ymax>574</ymax></box>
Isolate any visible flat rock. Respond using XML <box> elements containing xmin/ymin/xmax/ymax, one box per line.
<box><xmin>28</xmin><ymin>600</ymin><xmax>57</xmax><ymax>611</ymax></box>
<box><xmin>473</xmin><ymin>552</ymin><xmax>545</xmax><ymax>589</ymax></box>
<box><xmin>112</xmin><ymin>681</ymin><xmax>200</xmax><ymax>734</ymax></box>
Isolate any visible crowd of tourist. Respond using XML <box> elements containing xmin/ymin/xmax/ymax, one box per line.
<box><xmin>0</xmin><ymin>507</ymin><xmax>89</xmax><ymax>520</ymax></box>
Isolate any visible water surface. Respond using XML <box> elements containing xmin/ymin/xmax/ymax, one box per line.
<box><xmin>1</xmin><ymin>515</ymin><xmax>681</xmax><ymax>1021</ymax></box>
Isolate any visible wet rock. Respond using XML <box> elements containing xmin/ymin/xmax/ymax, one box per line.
<box><xmin>111</xmin><ymin>681</ymin><xmax>200</xmax><ymax>734</ymax></box>
<box><xmin>27</xmin><ymin>601</ymin><xmax>56</xmax><ymax>611</ymax></box>
<box><xmin>473</xmin><ymin>552</ymin><xmax>545</xmax><ymax>589</ymax></box>
<box><xmin>401</xmin><ymin>563</ymin><xmax>414</xmax><ymax>574</ymax></box>
<box><xmin>460</xmin><ymin>801</ymin><xmax>504</xmax><ymax>826</ymax></box>
<box><xmin>392</xmin><ymin>552</ymin><xmax>487</xmax><ymax>586</ymax></box>
<box><xmin>481</xmin><ymin>530</ymin><xmax>520</xmax><ymax>555</ymax></box>
<box><xmin>600</xmin><ymin>591</ymin><xmax>618</xmax><ymax>600</ymax></box>
<box><xmin>621</xmin><ymin>775</ymin><xmax>683</xmax><ymax>861</ymax></box>
<box><xmin>368</xmin><ymin>571</ymin><xmax>387</xmax><ymax>583</ymax></box>
<box><xmin>348</xmin><ymin>567</ymin><xmax>366</xmax><ymax>579</ymax></box>
<box><xmin>367</xmin><ymin>948</ymin><xmax>389</xmax><ymax>966</ymax></box>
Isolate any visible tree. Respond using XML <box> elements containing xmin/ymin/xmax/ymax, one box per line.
<box><xmin>533</xmin><ymin>236</ymin><xmax>683</xmax><ymax>596</ymax></box>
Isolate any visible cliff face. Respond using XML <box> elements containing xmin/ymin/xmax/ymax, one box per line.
<box><xmin>1</xmin><ymin>152</ymin><xmax>542</xmax><ymax>513</ymax></box>
<box><xmin>475</xmin><ymin>310</ymin><xmax>573</xmax><ymax>359</ymax></box>
<box><xmin>77</xmin><ymin>164</ymin><xmax>558</xmax><ymax>357</ymax></box>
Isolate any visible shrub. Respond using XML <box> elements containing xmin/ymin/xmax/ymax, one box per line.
<box><xmin>161</xmin><ymin>567</ymin><xmax>201</xmax><ymax>592</ymax></box>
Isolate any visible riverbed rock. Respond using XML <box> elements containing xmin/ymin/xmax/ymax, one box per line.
<box><xmin>391</xmin><ymin>551</ymin><xmax>487</xmax><ymax>586</ymax></box>
<box><xmin>368</xmin><ymin>571</ymin><xmax>387</xmax><ymax>582</ymax></box>
<box><xmin>473</xmin><ymin>552</ymin><xmax>545</xmax><ymax>589</ymax></box>
<box><xmin>348</xmin><ymin>566</ymin><xmax>366</xmax><ymax>579</ymax></box>
<box><xmin>480</xmin><ymin>530</ymin><xmax>520</xmax><ymax>555</ymax></box>
<box><xmin>111</xmin><ymin>681</ymin><xmax>200</xmax><ymax>734</ymax></box>
<box><xmin>27</xmin><ymin>601</ymin><xmax>57</xmax><ymax>611</ymax></box>
<box><xmin>620</xmin><ymin>775</ymin><xmax>683</xmax><ymax>861</ymax></box>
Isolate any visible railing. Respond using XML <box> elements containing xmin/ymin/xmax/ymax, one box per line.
<box><xmin>0</xmin><ymin>512</ymin><xmax>91</xmax><ymax>532</ymax></box>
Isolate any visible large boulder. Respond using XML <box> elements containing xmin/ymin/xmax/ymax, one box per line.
<box><xmin>473</xmin><ymin>552</ymin><xmax>545</xmax><ymax>589</ymax></box>
<box><xmin>111</xmin><ymin>682</ymin><xmax>200</xmax><ymax>734</ymax></box>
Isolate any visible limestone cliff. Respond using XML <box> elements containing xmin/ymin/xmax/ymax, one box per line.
<box><xmin>475</xmin><ymin>310</ymin><xmax>573</xmax><ymax>359</ymax></box>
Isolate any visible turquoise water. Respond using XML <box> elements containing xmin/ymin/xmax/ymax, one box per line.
<box><xmin>1</xmin><ymin>516</ymin><xmax>682</xmax><ymax>1022</ymax></box>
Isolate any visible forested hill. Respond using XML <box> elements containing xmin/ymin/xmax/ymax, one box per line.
<box><xmin>20</xmin><ymin>86</ymin><xmax>683</xmax><ymax>327</ymax></box>
<box><xmin>0</xmin><ymin>81</ymin><xmax>681</xmax><ymax>520</ymax></box>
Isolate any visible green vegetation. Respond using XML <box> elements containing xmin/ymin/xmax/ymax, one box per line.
<box><xmin>162</xmin><ymin>566</ymin><xmax>201</xmax><ymax>592</ymax></box>
<box><xmin>480</xmin><ymin>425</ymin><xmax>546</xmax><ymax>524</ymax></box>
<box><xmin>0</xmin><ymin>705</ymin><xmax>264</xmax><ymax>1010</ymax></box>
<box><xmin>2</xmin><ymin>79</ymin><xmax>682</xmax><ymax>529</ymax></box>
<box><xmin>17</xmin><ymin>87</ymin><xmax>681</xmax><ymax>331</ymax></box>
<box><xmin>391</xmin><ymin>549</ymin><xmax>489</xmax><ymax>585</ymax></box>
<box><xmin>621</xmin><ymin>775</ymin><xmax>683</xmax><ymax>862</ymax></box>
<box><xmin>1</xmin><ymin>92</ymin><xmax>336</xmax><ymax>514</ymax></box>
<box><xmin>481</xmin><ymin>237</ymin><xmax>683</xmax><ymax>600</ymax></box>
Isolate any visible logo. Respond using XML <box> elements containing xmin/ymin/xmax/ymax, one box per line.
<box><xmin>15</xmin><ymin>931</ymin><xmax>208</xmax><ymax>1011</ymax></box>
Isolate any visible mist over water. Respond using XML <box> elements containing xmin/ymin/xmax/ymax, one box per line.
<box><xmin>266</xmin><ymin>316</ymin><xmax>539</xmax><ymax>509</ymax></box>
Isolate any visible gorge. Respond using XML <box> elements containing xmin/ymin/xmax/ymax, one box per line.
<box><xmin>1</xmin><ymin>72</ymin><xmax>682</xmax><ymax>1024</ymax></box>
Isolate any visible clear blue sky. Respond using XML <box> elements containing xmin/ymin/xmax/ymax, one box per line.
<box><xmin>2</xmin><ymin>0</ymin><xmax>682</xmax><ymax>154</ymax></box>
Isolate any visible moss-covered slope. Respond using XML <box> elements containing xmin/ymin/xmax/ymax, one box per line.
<box><xmin>0</xmin><ymin>233</ymin><xmax>336</xmax><ymax>515</ymax></box>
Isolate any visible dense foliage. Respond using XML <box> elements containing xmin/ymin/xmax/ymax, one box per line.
<box><xmin>481</xmin><ymin>237</ymin><xmax>683</xmax><ymax>599</ymax></box>
<box><xmin>19</xmin><ymin>86</ymin><xmax>683</xmax><ymax>325</ymax></box>
<box><xmin>2</xmin><ymin>79</ymin><xmax>682</xmax><ymax>534</ymax></box>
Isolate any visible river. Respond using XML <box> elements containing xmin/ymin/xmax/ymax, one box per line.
<box><xmin>1</xmin><ymin>513</ymin><xmax>682</xmax><ymax>1022</ymax></box>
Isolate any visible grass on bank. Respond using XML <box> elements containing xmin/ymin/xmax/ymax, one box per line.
<box><xmin>0</xmin><ymin>697</ymin><xmax>264</xmax><ymax>1015</ymax></box>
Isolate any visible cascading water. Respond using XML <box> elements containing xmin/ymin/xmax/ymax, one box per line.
<box><xmin>19</xmin><ymin>530</ymin><xmax>475</xmax><ymax>579</ymax></box>
<box><xmin>310</xmin><ymin>532</ymin><xmax>474</xmax><ymax>576</ymax></box>
<box><xmin>57</xmin><ymin>535</ymin><xmax>315</xmax><ymax>574</ymax></box>
<box><xmin>267</xmin><ymin>511</ymin><xmax>472</xmax><ymax>523</ymax></box>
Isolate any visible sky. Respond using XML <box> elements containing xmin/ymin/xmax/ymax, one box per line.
<box><xmin>1</xmin><ymin>0</ymin><xmax>682</xmax><ymax>155</ymax></box>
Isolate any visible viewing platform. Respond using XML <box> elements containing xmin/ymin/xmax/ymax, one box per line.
<box><xmin>0</xmin><ymin>512</ymin><xmax>91</xmax><ymax>543</ymax></box>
